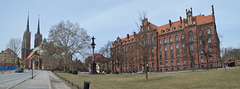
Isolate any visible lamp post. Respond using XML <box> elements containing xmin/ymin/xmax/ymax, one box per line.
<box><xmin>31</xmin><ymin>59</ymin><xmax>38</xmax><ymax>79</ymax></box>
<box><xmin>90</xmin><ymin>36</ymin><xmax>97</xmax><ymax>74</ymax></box>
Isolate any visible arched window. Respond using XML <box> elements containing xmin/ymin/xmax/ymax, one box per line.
<box><xmin>199</xmin><ymin>30</ymin><xmax>202</xmax><ymax>36</ymax></box>
<box><xmin>207</xmin><ymin>28</ymin><xmax>211</xmax><ymax>34</ymax></box>
<box><xmin>181</xmin><ymin>34</ymin><xmax>184</xmax><ymax>40</ymax></box>
<box><xmin>170</xmin><ymin>36</ymin><xmax>172</xmax><ymax>43</ymax></box>
<box><xmin>175</xmin><ymin>35</ymin><xmax>178</xmax><ymax>42</ymax></box>
<box><xmin>164</xmin><ymin>38</ymin><xmax>167</xmax><ymax>44</ymax></box>
<box><xmin>189</xmin><ymin>31</ymin><xmax>193</xmax><ymax>41</ymax></box>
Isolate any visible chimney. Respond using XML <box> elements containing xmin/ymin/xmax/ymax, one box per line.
<box><xmin>180</xmin><ymin>16</ymin><xmax>182</xmax><ymax>23</ymax></box>
<box><xmin>127</xmin><ymin>34</ymin><xmax>129</xmax><ymax>39</ymax></box>
<box><xmin>212</xmin><ymin>5</ymin><xmax>214</xmax><ymax>15</ymax></box>
<box><xmin>169</xmin><ymin>19</ymin><xmax>172</xmax><ymax>27</ymax></box>
<box><xmin>191</xmin><ymin>7</ymin><xmax>192</xmax><ymax>12</ymax></box>
<box><xmin>134</xmin><ymin>32</ymin><xmax>136</xmax><ymax>36</ymax></box>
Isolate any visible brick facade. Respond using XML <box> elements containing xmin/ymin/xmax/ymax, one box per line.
<box><xmin>110</xmin><ymin>5</ymin><xmax>221</xmax><ymax>73</ymax></box>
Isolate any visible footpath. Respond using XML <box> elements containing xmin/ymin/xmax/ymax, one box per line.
<box><xmin>10</xmin><ymin>71</ymin><xmax>70</xmax><ymax>89</ymax></box>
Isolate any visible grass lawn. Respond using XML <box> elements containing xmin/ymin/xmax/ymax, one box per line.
<box><xmin>55</xmin><ymin>68</ymin><xmax>240</xmax><ymax>89</ymax></box>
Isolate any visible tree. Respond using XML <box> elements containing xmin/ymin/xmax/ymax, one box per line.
<box><xmin>184</xmin><ymin>31</ymin><xmax>195</xmax><ymax>72</ymax></box>
<box><xmin>135</xmin><ymin>11</ymin><xmax>150</xmax><ymax>80</ymax></box>
<box><xmin>48</xmin><ymin>20</ymin><xmax>91</xmax><ymax>71</ymax></box>
<box><xmin>6</xmin><ymin>38</ymin><xmax>21</xmax><ymax>67</ymax></box>
<box><xmin>99</xmin><ymin>41</ymin><xmax>113</xmax><ymax>72</ymax></box>
<box><xmin>199</xmin><ymin>29</ymin><xmax>215</xmax><ymax>70</ymax></box>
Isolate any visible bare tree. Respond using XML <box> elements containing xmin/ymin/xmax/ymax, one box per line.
<box><xmin>7</xmin><ymin>38</ymin><xmax>22</xmax><ymax>67</ymax></box>
<box><xmin>99</xmin><ymin>41</ymin><xmax>113</xmax><ymax>72</ymax></box>
<box><xmin>199</xmin><ymin>29</ymin><xmax>215</xmax><ymax>70</ymax></box>
<box><xmin>135</xmin><ymin>11</ymin><xmax>150</xmax><ymax>80</ymax></box>
<box><xmin>48</xmin><ymin>20</ymin><xmax>91</xmax><ymax>71</ymax></box>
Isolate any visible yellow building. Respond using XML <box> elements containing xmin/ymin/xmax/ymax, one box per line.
<box><xmin>0</xmin><ymin>48</ymin><xmax>18</xmax><ymax>66</ymax></box>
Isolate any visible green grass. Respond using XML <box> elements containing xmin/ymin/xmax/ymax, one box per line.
<box><xmin>55</xmin><ymin>68</ymin><xmax>240</xmax><ymax>89</ymax></box>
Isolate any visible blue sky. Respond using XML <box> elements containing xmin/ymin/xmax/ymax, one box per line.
<box><xmin>0</xmin><ymin>0</ymin><xmax>240</xmax><ymax>54</ymax></box>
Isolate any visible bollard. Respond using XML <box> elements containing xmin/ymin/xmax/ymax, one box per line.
<box><xmin>84</xmin><ymin>81</ymin><xmax>91</xmax><ymax>89</ymax></box>
<box><xmin>77</xmin><ymin>85</ymin><xmax>79</xmax><ymax>89</ymax></box>
<box><xmin>72</xmin><ymin>82</ymin><xmax>74</xmax><ymax>86</ymax></box>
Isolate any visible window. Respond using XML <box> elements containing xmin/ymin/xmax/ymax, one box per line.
<box><xmin>172</xmin><ymin>27</ymin><xmax>175</xmax><ymax>31</ymax></box>
<box><xmin>159</xmin><ymin>39</ymin><xmax>161</xmax><ymax>45</ymax></box>
<box><xmin>178</xmin><ymin>25</ymin><xmax>181</xmax><ymax>29</ymax></box>
<box><xmin>170</xmin><ymin>36</ymin><xmax>172</xmax><ymax>43</ymax></box>
<box><xmin>176</xmin><ymin>43</ymin><xmax>179</xmax><ymax>49</ymax></box>
<box><xmin>183</xmin><ymin>60</ymin><xmax>186</xmax><ymax>65</ymax></box>
<box><xmin>200</xmin><ymin>47</ymin><xmax>203</xmax><ymax>54</ymax></box>
<box><xmin>159</xmin><ymin>47</ymin><xmax>162</xmax><ymax>52</ymax></box>
<box><xmin>181</xmin><ymin>34</ymin><xmax>184</xmax><ymax>40</ymax></box>
<box><xmin>200</xmin><ymin>40</ymin><xmax>202</xmax><ymax>45</ymax></box>
<box><xmin>175</xmin><ymin>35</ymin><xmax>178</xmax><ymax>42</ymax></box>
<box><xmin>190</xmin><ymin>44</ymin><xmax>194</xmax><ymax>51</ymax></box>
<box><xmin>170</xmin><ymin>50</ymin><xmax>173</xmax><ymax>58</ymax></box>
<box><xmin>164</xmin><ymin>46</ymin><xmax>167</xmax><ymax>51</ymax></box>
<box><xmin>161</xmin><ymin>30</ymin><xmax>165</xmax><ymax>33</ymax></box>
<box><xmin>201</xmin><ymin>57</ymin><xmax>204</xmax><ymax>63</ymax></box>
<box><xmin>209</xmin><ymin>47</ymin><xmax>212</xmax><ymax>52</ymax></box>
<box><xmin>177</xmin><ymin>60</ymin><xmax>179</xmax><ymax>65</ymax></box>
<box><xmin>151</xmin><ymin>36</ymin><xmax>154</xmax><ymax>43</ymax></box>
<box><xmin>182</xmin><ymin>43</ymin><xmax>185</xmax><ymax>48</ymax></box>
<box><xmin>164</xmin><ymin>38</ymin><xmax>167</xmax><ymax>44</ymax></box>
<box><xmin>207</xmin><ymin>28</ymin><xmax>211</xmax><ymax>34</ymax></box>
<box><xmin>166</xmin><ymin>28</ymin><xmax>170</xmax><ymax>32</ymax></box>
<box><xmin>210</xmin><ymin>57</ymin><xmax>213</xmax><ymax>62</ymax></box>
<box><xmin>208</xmin><ymin>37</ymin><xmax>211</xmax><ymax>43</ymax></box>
<box><xmin>170</xmin><ymin>45</ymin><xmax>173</xmax><ymax>50</ymax></box>
<box><xmin>189</xmin><ymin>32</ymin><xmax>193</xmax><ymax>41</ymax></box>
<box><xmin>171</xmin><ymin>61</ymin><xmax>173</xmax><ymax>66</ymax></box>
<box><xmin>166</xmin><ymin>61</ymin><xmax>168</xmax><ymax>67</ymax></box>
<box><xmin>199</xmin><ymin>30</ymin><xmax>202</xmax><ymax>36</ymax></box>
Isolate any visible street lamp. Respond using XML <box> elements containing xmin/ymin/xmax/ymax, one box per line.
<box><xmin>31</xmin><ymin>59</ymin><xmax>38</xmax><ymax>79</ymax></box>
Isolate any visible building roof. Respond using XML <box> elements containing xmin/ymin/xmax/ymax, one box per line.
<box><xmin>31</xmin><ymin>46</ymin><xmax>40</xmax><ymax>52</ymax></box>
<box><xmin>112</xmin><ymin>13</ymin><xmax>214</xmax><ymax>47</ymax></box>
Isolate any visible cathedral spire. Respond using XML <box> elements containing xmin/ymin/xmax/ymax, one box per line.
<box><xmin>26</xmin><ymin>12</ymin><xmax>29</xmax><ymax>32</ymax></box>
<box><xmin>37</xmin><ymin>15</ymin><xmax>40</xmax><ymax>34</ymax></box>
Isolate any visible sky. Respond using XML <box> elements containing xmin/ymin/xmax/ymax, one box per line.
<box><xmin>0</xmin><ymin>0</ymin><xmax>240</xmax><ymax>58</ymax></box>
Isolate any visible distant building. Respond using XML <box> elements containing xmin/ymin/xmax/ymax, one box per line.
<box><xmin>111</xmin><ymin>5</ymin><xmax>221</xmax><ymax>73</ymax></box>
<box><xmin>85</xmin><ymin>53</ymin><xmax>110</xmax><ymax>73</ymax></box>
<box><xmin>0</xmin><ymin>48</ymin><xmax>18</xmax><ymax>67</ymax></box>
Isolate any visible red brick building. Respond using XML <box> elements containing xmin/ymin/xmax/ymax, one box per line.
<box><xmin>111</xmin><ymin>5</ymin><xmax>221</xmax><ymax>73</ymax></box>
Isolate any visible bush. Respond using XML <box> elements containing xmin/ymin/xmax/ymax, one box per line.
<box><xmin>68</xmin><ymin>70</ymin><xmax>72</xmax><ymax>73</ymax></box>
<box><xmin>114</xmin><ymin>70</ymin><xmax>119</xmax><ymax>74</ymax></box>
<box><xmin>72</xmin><ymin>71</ymin><xmax>78</xmax><ymax>75</ymax></box>
<box><xmin>106</xmin><ymin>70</ymin><xmax>111</xmax><ymax>74</ymax></box>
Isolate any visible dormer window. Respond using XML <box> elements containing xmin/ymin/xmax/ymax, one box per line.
<box><xmin>166</xmin><ymin>28</ymin><xmax>170</xmax><ymax>32</ymax></box>
<box><xmin>172</xmin><ymin>27</ymin><xmax>175</xmax><ymax>31</ymax></box>
<box><xmin>178</xmin><ymin>25</ymin><xmax>181</xmax><ymax>29</ymax></box>
<box><xmin>161</xmin><ymin>30</ymin><xmax>165</xmax><ymax>33</ymax></box>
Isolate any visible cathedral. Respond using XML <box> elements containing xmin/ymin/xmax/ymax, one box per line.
<box><xmin>21</xmin><ymin>14</ymin><xmax>56</xmax><ymax>70</ymax></box>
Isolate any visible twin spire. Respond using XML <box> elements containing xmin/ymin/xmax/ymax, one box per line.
<box><xmin>25</xmin><ymin>12</ymin><xmax>41</xmax><ymax>34</ymax></box>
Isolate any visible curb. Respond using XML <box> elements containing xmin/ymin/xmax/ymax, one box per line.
<box><xmin>7</xmin><ymin>71</ymin><xmax>40</xmax><ymax>89</ymax></box>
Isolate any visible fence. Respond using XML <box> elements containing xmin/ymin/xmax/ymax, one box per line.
<box><xmin>0</xmin><ymin>65</ymin><xmax>17</xmax><ymax>71</ymax></box>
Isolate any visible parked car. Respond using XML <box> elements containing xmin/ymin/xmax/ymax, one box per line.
<box><xmin>15</xmin><ymin>68</ymin><xmax>24</xmax><ymax>73</ymax></box>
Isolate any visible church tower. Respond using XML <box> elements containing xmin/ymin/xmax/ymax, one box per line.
<box><xmin>34</xmin><ymin>16</ymin><xmax>42</xmax><ymax>48</ymax></box>
<box><xmin>22</xmin><ymin>13</ymin><xmax>31</xmax><ymax>60</ymax></box>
